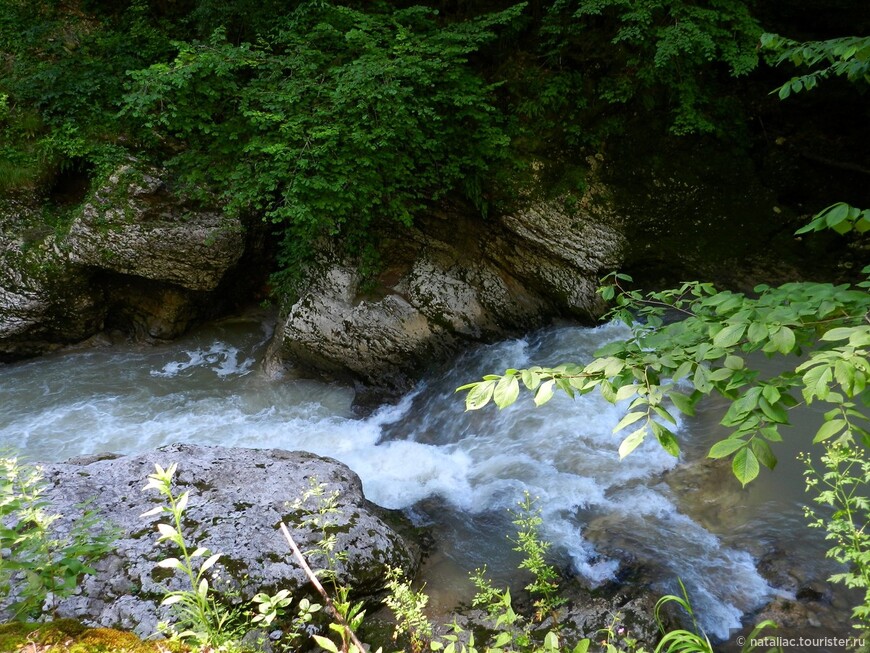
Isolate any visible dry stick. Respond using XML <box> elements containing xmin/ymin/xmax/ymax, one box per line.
<box><xmin>279</xmin><ymin>522</ymin><xmax>368</xmax><ymax>653</ymax></box>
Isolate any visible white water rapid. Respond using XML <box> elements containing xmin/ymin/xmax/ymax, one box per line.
<box><xmin>2</xmin><ymin>312</ymin><xmax>840</xmax><ymax>641</ymax></box>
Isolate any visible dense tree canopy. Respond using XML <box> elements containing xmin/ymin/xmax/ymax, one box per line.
<box><xmin>0</xmin><ymin>0</ymin><xmax>867</xmax><ymax>293</ymax></box>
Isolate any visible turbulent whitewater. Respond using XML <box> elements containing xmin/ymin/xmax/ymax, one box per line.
<box><xmin>1</xmin><ymin>313</ymin><xmax>774</xmax><ymax>639</ymax></box>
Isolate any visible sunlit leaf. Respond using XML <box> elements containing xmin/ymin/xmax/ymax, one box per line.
<box><xmin>708</xmin><ymin>438</ymin><xmax>746</xmax><ymax>459</ymax></box>
<box><xmin>732</xmin><ymin>447</ymin><xmax>760</xmax><ymax>486</ymax></box>
<box><xmin>618</xmin><ymin>425</ymin><xmax>647</xmax><ymax>459</ymax></box>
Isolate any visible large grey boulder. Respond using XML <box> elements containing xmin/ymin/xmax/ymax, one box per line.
<box><xmin>1</xmin><ymin>445</ymin><xmax>420</xmax><ymax>637</ymax></box>
<box><xmin>0</xmin><ymin>165</ymin><xmax>251</xmax><ymax>359</ymax></box>
<box><xmin>271</xmin><ymin>178</ymin><xmax>625</xmax><ymax>397</ymax></box>
<box><xmin>66</xmin><ymin>165</ymin><xmax>244</xmax><ymax>292</ymax></box>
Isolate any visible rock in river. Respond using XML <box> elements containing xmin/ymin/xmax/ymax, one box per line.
<box><xmin>0</xmin><ymin>445</ymin><xmax>420</xmax><ymax>638</ymax></box>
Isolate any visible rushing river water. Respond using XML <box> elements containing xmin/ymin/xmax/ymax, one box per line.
<box><xmin>0</xmin><ymin>311</ymin><xmax>857</xmax><ymax>645</ymax></box>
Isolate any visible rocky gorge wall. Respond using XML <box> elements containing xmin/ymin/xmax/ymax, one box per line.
<box><xmin>0</xmin><ymin>164</ymin><xmax>251</xmax><ymax>360</ymax></box>
<box><xmin>0</xmin><ymin>159</ymin><xmax>629</xmax><ymax>399</ymax></box>
<box><xmin>268</xmin><ymin>168</ymin><xmax>626</xmax><ymax>399</ymax></box>
<box><xmin>0</xmin><ymin>137</ymin><xmax>845</xmax><ymax>397</ymax></box>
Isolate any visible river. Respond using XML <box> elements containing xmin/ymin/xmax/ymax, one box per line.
<box><xmin>0</xmin><ymin>310</ymin><xmax>858</xmax><ymax>646</ymax></box>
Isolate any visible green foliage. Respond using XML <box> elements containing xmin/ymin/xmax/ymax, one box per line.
<box><xmin>510</xmin><ymin>494</ymin><xmax>567</xmax><ymax>626</ymax></box>
<box><xmin>289</xmin><ymin>477</ymin><xmax>348</xmax><ymax>581</ymax></box>
<box><xmin>141</xmin><ymin>463</ymin><xmax>245</xmax><ymax>647</ymax></box>
<box><xmin>288</xmin><ymin>477</ymin><xmax>372</xmax><ymax>653</ymax></box>
<box><xmin>796</xmin><ymin>202</ymin><xmax>870</xmax><ymax>236</ymax></box>
<box><xmin>459</xmin><ymin>272</ymin><xmax>870</xmax><ymax>486</ymax></box>
<box><xmin>0</xmin><ymin>1</ymin><xmax>172</xmax><ymax>192</ymax></box>
<box><xmin>652</xmin><ymin>580</ymin><xmax>712</xmax><ymax>653</ymax></box>
<box><xmin>383</xmin><ymin>567</ymin><xmax>434</xmax><ymax>653</ymax></box>
<box><xmin>541</xmin><ymin>0</ymin><xmax>761</xmax><ymax>135</ymax></box>
<box><xmin>0</xmin><ymin>456</ymin><xmax>116</xmax><ymax>620</ymax></box>
<box><xmin>121</xmin><ymin>3</ymin><xmax>523</xmax><ymax>295</ymax></box>
<box><xmin>803</xmin><ymin>445</ymin><xmax>870</xmax><ymax>629</ymax></box>
<box><xmin>761</xmin><ymin>33</ymin><xmax>870</xmax><ymax>99</ymax></box>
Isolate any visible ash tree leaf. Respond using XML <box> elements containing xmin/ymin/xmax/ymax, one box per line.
<box><xmin>534</xmin><ymin>380</ymin><xmax>555</xmax><ymax>406</ymax></box>
<box><xmin>713</xmin><ymin>323</ymin><xmax>746</xmax><ymax>348</ymax></box>
<box><xmin>751</xmin><ymin>439</ymin><xmax>778</xmax><ymax>470</ymax></box>
<box><xmin>653</xmin><ymin>405</ymin><xmax>677</xmax><ymax>425</ymax></box>
<box><xmin>724</xmin><ymin>354</ymin><xmax>745</xmax><ymax>370</ymax></box>
<box><xmin>732</xmin><ymin>447</ymin><xmax>760</xmax><ymax>486</ymax></box>
<box><xmin>708</xmin><ymin>438</ymin><xmax>746</xmax><ymax>459</ymax></box>
<box><xmin>521</xmin><ymin>369</ymin><xmax>540</xmax><ymax>390</ymax></box>
<box><xmin>465</xmin><ymin>380</ymin><xmax>496</xmax><ymax>410</ymax></box>
<box><xmin>813</xmin><ymin>418</ymin><xmax>847</xmax><ymax>443</ymax></box>
<box><xmin>747</xmin><ymin>322</ymin><xmax>768</xmax><ymax>344</ymax></box>
<box><xmin>669</xmin><ymin>391</ymin><xmax>696</xmax><ymax>416</ymax></box>
<box><xmin>758</xmin><ymin>397</ymin><xmax>789</xmax><ymax>424</ymax></box>
<box><xmin>615</xmin><ymin>383</ymin><xmax>637</xmax><ymax>402</ymax></box>
<box><xmin>613</xmin><ymin>411</ymin><xmax>646</xmax><ymax>433</ymax></box>
<box><xmin>618</xmin><ymin>425</ymin><xmax>647</xmax><ymax>459</ymax></box>
<box><xmin>767</xmin><ymin>326</ymin><xmax>796</xmax><ymax>354</ymax></box>
<box><xmin>822</xmin><ymin>327</ymin><xmax>859</xmax><ymax>341</ymax></box>
<box><xmin>651</xmin><ymin>421</ymin><xmax>680</xmax><ymax>457</ymax></box>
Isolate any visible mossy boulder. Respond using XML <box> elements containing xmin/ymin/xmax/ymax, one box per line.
<box><xmin>0</xmin><ymin>199</ymin><xmax>102</xmax><ymax>361</ymax></box>
<box><xmin>0</xmin><ymin>445</ymin><xmax>421</xmax><ymax>639</ymax></box>
<box><xmin>0</xmin><ymin>164</ymin><xmax>253</xmax><ymax>359</ymax></box>
<box><xmin>66</xmin><ymin>165</ymin><xmax>244</xmax><ymax>292</ymax></box>
<box><xmin>0</xmin><ymin>620</ymin><xmax>188</xmax><ymax>652</ymax></box>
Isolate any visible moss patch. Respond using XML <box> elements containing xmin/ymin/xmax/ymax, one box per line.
<box><xmin>0</xmin><ymin>620</ymin><xmax>189</xmax><ymax>653</ymax></box>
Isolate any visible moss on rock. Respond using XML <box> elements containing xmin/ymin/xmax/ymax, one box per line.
<box><xmin>0</xmin><ymin>620</ymin><xmax>187</xmax><ymax>653</ymax></box>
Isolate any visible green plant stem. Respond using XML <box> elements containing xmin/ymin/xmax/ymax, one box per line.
<box><xmin>279</xmin><ymin>521</ymin><xmax>367</xmax><ymax>653</ymax></box>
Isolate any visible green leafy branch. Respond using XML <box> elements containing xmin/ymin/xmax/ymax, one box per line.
<box><xmin>458</xmin><ymin>274</ymin><xmax>870</xmax><ymax>486</ymax></box>
<box><xmin>796</xmin><ymin>202</ymin><xmax>870</xmax><ymax>236</ymax></box>
<box><xmin>761</xmin><ymin>33</ymin><xmax>870</xmax><ymax>99</ymax></box>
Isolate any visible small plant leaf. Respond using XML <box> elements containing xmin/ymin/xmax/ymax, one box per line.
<box><xmin>313</xmin><ymin>635</ymin><xmax>340</xmax><ymax>653</ymax></box>
<box><xmin>156</xmin><ymin>557</ymin><xmax>183</xmax><ymax>569</ymax></box>
<box><xmin>200</xmin><ymin>553</ymin><xmax>221</xmax><ymax>574</ymax></box>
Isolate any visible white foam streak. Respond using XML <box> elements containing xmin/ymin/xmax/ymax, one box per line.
<box><xmin>150</xmin><ymin>341</ymin><xmax>255</xmax><ymax>378</ymax></box>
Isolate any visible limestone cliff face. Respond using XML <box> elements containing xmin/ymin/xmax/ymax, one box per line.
<box><xmin>66</xmin><ymin>165</ymin><xmax>243</xmax><ymax>292</ymax></box>
<box><xmin>0</xmin><ymin>199</ymin><xmax>103</xmax><ymax>360</ymax></box>
<box><xmin>269</xmin><ymin>175</ymin><xmax>626</xmax><ymax>398</ymax></box>
<box><xmin>0</xmin><ymin>164</ymin><xmax>248</xmax><ymax>359</ymax></box>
